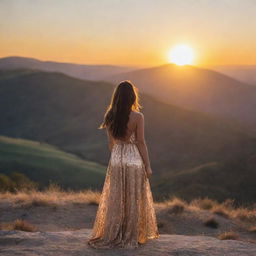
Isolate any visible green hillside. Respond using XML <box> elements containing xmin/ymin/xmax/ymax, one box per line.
<box><xmin>0</xmin><ymin>136</ymin><xmax>106</xmax><ymax>190</ymax></box>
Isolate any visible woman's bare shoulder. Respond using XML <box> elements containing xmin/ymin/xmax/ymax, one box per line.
<box><xmin>131</xmin><ymin>110</ymin><xmax>143</xmax><ymax>117</ymax></box>
<box><xmin>130</xmin><ymin>111</ymin><xmax>143</xmax><ymax>130</ymax></box>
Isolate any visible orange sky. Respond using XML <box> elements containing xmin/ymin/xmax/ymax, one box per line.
<box><xmin>1</xmin><ymin>0</ymin><xmax>256</xmax><ymax>67</ymax></box>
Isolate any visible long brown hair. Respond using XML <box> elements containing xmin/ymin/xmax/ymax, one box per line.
<box><xmin>99</xmin><ymin>80</ymin><xmax>142</xmax><ymax>139</ymax></box>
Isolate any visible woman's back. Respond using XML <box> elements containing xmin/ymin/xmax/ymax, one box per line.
<box><xmin>87</xmin><ymin>81</ymin><xmax>159</xmax><ymax>249</ymax></box>
<box><xmin>113</xmin><ymin>110</ymin><xmax>138</xmax><ymax>142</ymax></box>
<box><xmin>109</xmin><ymin>110</ymin><xmax>152</xmax><ymax>171</ymax></box>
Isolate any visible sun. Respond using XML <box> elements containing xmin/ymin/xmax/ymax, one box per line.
<box><xmin>168</xmin><ymin>44</ymin><xmax>194</xmax><ymax>66</ymax></box>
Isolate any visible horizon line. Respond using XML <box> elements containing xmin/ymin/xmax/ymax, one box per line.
<box><xmin>1</xmin><ymin>55</ymin><xmax>256</xmax><ymax>68</ymax></box>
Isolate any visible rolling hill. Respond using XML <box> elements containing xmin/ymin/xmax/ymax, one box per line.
<box><xmin>1</xmin><ymin>69</ymin><xmax>256</xmax><ymax>204</ymax></box>
<box><xmin>0</xmin><ymin>56</ymin><xmax>136</xmax><ymax>81</ymax></box>
<box><xmin>153</xmin><ymin>158</ymin><xmax>256</xmax><ymax>205</ymax></box>
<box><xmin>0</xmin><ymin>136</ymin><xmax>106</xmax><ymax>190</ymax></box>
<box><xmin>105</xmin><ymin>64</ymin><xmax>256</xmax><ymax>133</ymax></box>
<box><xmin>211</xmin><ymin>65</ymin><xmax>256</xmax><ymax>86</ymax></box>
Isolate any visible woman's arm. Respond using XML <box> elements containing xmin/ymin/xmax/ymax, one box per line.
<box><xmin>135</xmin><ymin>112</ymin><xmax>151</xmax><ymax>169</ymax></box>
<box><xmin>106</xmin><ymin>127</ymin><xmax>114</xmax><ymax>152</ymax></box>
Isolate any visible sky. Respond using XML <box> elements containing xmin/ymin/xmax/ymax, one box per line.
<box><xmin>0</xmin><ymin>0</ymin><xmax>256</xmax><ymax>67</ymax></box>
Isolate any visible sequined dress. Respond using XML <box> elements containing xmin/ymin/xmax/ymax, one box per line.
<box><xmin>87</xmin><ymin>131</ymin><xmax>160</xmax><ymax>249</ymax></box>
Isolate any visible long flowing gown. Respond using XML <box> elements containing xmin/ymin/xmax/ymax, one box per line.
<box><xmin>87</xmin><ymin>131</ymin><xmax>160</xmax><ymax>249</ymax></box>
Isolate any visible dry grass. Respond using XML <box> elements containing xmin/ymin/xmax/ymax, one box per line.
<box><xmin>167</xmin><ymin>203</ymin><xmax>185</xmax><ymax>215</ymax></box>
<box><xmin>0</xmin><ymin>182</ymin><xmax>101</xmax><ymax>208</ymax></box>
<box><xmin>0</xmin><ymin>219</ymin><xmax>37</xmax><ymax>232</ymax></box>
<box><xmin>204</xmin><ymin>217</ymin><xmax>219</xmax><ymax>229</ymax></box>
<box><xmin>211</xmin><ymin>206</ymin><xmax>230</xmax><ymax>219</ymax></box>
<box><xmin>231</xmin><ymin>208</ymin><xmax>256</xmax><ymax>223</ymax></box>
<box><xmin>190</xmin><ymin>197</ymin><xmax>218</xmax><ymax>210</ymax></box>
<box><xmin>217</xmin><ymin>231</ymin><xmax>239</xmax><ymax>240</ymax></box>
<box><xmin>0</xmin><ymin>185</ymin><xmax>255</xmax><ymax>225</ymax></box>
<box><xmin>188</xmin><ymin>197</ymin><xmax>256</xmax><ymax>223</ymax></box>
<box><xmin>221</xmin><ymin>199</ymin><xmax>236</xmax><ymax>210</ymax></box>
<box><xmin>164</xmin><ymin>197</ymin><xmax>187</xmax><ymax>215</ymax></box>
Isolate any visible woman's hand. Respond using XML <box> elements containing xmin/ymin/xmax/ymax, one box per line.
<box><xmin>145</xmin><ymin>166</ymin><xmax>153</xmax><ymax>179</ymax></box>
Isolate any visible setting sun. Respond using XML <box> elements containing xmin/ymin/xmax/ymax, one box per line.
<box><xmin>168</xmin><ymin>45</ymin><xmax>195</xmax><ymax>66</ymax></box>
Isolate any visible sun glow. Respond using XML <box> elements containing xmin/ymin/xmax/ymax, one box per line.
<box><xmin>168</xmin><ymin>44</ymin><xmax>195</xmax><ymax>66</ymax></box>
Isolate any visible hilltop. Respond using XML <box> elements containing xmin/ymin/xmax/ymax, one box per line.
<box><xmin>0</xmin><ymin>188</ymin><xmax>255</xmax><ymax>255</ymax></box>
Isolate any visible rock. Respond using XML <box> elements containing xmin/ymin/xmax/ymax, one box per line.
<box><xmin>0</xmin><ymin>229</ymin><xmax>256</xmax><ymax>256</ymax></box>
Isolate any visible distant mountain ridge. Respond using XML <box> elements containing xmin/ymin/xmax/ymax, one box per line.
<box><xmin>2</xmin><ymin>56</ymin><xmax>256</xmax><ymax>133</ymax></box>
<box><xmin>105</xmin><ymin>63</ymin><xmax>256</xmax><ymax>133</ymax></box>
<box><xmin>0</xmin><ymin>56</ymin><xmax>137</xmax><ymax>81</ymax></box>
<box><xmin>210</xmin><ymin>65</ymin><xmax>256</xmax><ymax>86</ymax></box>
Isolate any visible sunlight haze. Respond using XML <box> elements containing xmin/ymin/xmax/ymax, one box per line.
<box><xmin>0</xmin><ymin>0</ymin><xmax>256</xmax><ymax>66</ymax></box>
<box><xmin>168</xmin><ymin>45</ymin><xmax>195</xmax><ymax>66</ymax></box>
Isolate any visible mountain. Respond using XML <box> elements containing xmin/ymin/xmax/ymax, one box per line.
<box><xmin>1</xmin><ymin>69</ymin><xmax>256</xmax><ymax>204</ymax></box>
<box><xmin>153</xmin><ymin>159</ymin><xmax>256</xmax><ymax>205</ymax></box>
<box><xmin>0</xmin><ymin>136</ymin><xmax>106</xmax><ymax>190</ymax></box>
<box><xmin>0</xmin><ymin>56</ymin><xmax>137</xmax><ymax>81</ymax></box>
<box><xmin>210</xmin><ymin>65</ymin><xmax>256</xmax><ymax>86</ymax></box>
<box><xmin>105</xmin><ymin>64</ymin><xmax>256</xmax><ymax>133</ymax></box>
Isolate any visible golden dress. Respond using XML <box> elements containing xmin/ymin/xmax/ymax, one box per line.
<box><xmin>87</xmin><ymin>131</ymin><xmax>160</xmax><ymax>249</ymax></box>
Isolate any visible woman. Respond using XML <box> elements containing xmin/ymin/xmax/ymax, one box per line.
<box><xmin>87</xmin><ymin>80</ymin><xmax>160</xmax><ymax>249</ymax></box>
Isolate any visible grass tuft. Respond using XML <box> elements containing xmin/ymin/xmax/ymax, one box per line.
<box><xmin>217</xmin><ymin>231</ymin><xmax>239</xmax><ymax>240</ymax></box>
<box><xmin>0</xmin><ymin>219</ymin><xmax>37</xmax><ymax>232</ymax></box>
<box><xmin>232</xmin><ymin>208</ymin><xmax>256</xmax><ymax>222</ymax></box>
<box><xmin>191</xmin><ymin>197</ymin><xmax>218</xmax><ymax>210</ymax></box>
<box><xmin>211</xmin><ymin>206</ymin><xmax>230</xmax><ymax>218</ymax></box>
<box><xmin>165</xmin><ymin>197</ymin><xmax>186</xmax><ymax>215</ymax></box>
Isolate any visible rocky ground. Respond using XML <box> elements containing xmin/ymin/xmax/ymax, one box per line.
<box><xmin>1</xmin><ymin>229</ymin><xmax>256</xmax><ymax>256</ymax></box>
<box><xmin>0</xmin><ymin>193</ymin><xmax>256</xmax><ymax>255</ymax></box>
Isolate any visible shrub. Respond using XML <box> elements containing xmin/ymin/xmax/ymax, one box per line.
<box><xmin>10</xmin><ymin>172</ymin><xmax>38</xmax><ymax>191</ymax></box>
<box><xmin>204</xmin><ymin>217</ymin><xmax>219</xmax><ymax>228</ymax></box>
<box><xmin>0</xmin><ymin>174</ymin><xmax>14</xmax><ymax>192</ymax></box>
<box><xmin>0</xmin><ymin>172</ymin><xmax>38</xmax><ymax>192</ymax></box>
